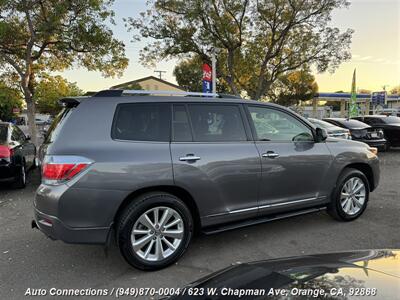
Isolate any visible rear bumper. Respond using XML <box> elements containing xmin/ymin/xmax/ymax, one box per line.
<box><xmin>0</xmin><ymin>163</ymin><xmax>17</xmax><ymax>182</ymax></box>
<box><xmin>33</xmin><ymin>207</ymin><xmax>110</xmax><ymax>244</ymax></box>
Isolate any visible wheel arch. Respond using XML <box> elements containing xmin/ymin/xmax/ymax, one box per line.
<box><xmin>114</xmin><ymin>185</ymin><xmax>201</xmax><ymax>234</ymax></box>
<box><xmin>342</xmin><ymin>163</ymin><xmax>375</xmax><ymax>191</ymax></box>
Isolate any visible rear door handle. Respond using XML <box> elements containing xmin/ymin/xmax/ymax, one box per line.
<box><xmin>179</xmin><ymin>155</ymin><xmax>201</xmax><ymax>162</ymax></box>
<box><xmin>262</xmin><ymin>151</ymin><xmax>279</xmax><ymax>159</ymax></box>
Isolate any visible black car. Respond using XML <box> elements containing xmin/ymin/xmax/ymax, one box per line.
<box><xmin>0</xmin><ymin>122</ymin><xmax>36</xmax><ymax>188</ymax></box>
<box><xmin>169</xmin><ymin>250</ymin><xmax>400</xmax><ymax>300</ymax></box>
<box><xmin>323</xmin><ymin>118</ymin><xmax>387</xmax><ymax>150</ymax></box>
<box><xmin>352</xmin><ymin>115</ymin><xmax>400</xmax><ymax>149</ymax></box>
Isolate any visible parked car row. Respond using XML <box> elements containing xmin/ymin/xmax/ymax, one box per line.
<box><xmin>308</xmin><ymin>115</ymin><xmax>400</xmax><ymax>151</ymax></box>
<box><xmin>0</xmin><ymin>122</ymin><xmax>36</xmax><ymax>188</ymax></box>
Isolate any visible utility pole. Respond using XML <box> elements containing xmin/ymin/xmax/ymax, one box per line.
<box><xmin>154</xmin><ymin>70</ymin><xmax>166</xmax><ymax>80</ymax></box>
<box><xmin>211</xmin><ymin>48</ymin><xmax>217</xmax><ymax>96</ymax></box>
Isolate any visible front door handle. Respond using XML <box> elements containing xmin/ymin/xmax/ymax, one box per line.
<box><xmin>179</xmin><ymin>154</ymin><xmax>201</xmax><ymax>162</ymax></box>
<box><xmin>262</xmin><ymin>151</ymin><xmax>280</xmax><ymax>159</ymax></box>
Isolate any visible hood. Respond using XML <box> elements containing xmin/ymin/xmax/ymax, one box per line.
<box><xmin>325</xmin><ymin>136</ymin><xmax>368</xmax><ymax>147</ymax></box>
<box><xmin>171</xmin><ymin>250</ymin><xmax>400</xmax><ymax>300</ymax></box>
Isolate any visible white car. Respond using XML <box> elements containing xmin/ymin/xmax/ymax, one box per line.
<box><xmin>308</xmin><ymin>118</ymin><xmax>351</xmax><ymax>139</ymax></box>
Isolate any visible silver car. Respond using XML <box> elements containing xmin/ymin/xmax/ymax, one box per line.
<box><xmin>33</xmin><ymin>91</ymin><xmax>380</xmax><ymax>270</ymax></box>
<box><xmin>308</xmin><ymin>117</ymin><xmax>351</xmax><ymax>139</ymax></box>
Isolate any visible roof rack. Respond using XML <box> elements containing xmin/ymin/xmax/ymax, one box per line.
<box><xmin>93</xmin><ymin>89</ymin><xmax>219</xmax><ymax>98</ymax></box>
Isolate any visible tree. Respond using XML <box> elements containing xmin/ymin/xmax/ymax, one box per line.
<box><xmin>174</xmin><ymin>56</ymin><xmax>203</xmax><ymax>92</ymax></box>
<box><xmin>35</xmin><ymin>75</ymin><xmax>83</xmax><ymax>115</ymax></box>
<box><xmin>390</xmin><ymin>85</ymin><xmax>399</xmax><ymax>95</ymax></box>
<box><xmin>0</xmin><ymin>0</ymin><xmax>128</xmax><ymax>144</ymax></box>
<box><xmin>0</xmin><ymin>82</ymin><xmax>23</xmax><ymax>121</ymax></box>
<box><xmin>173</xmin><ymin>55</ymin><xmax>231</xmax><ymax>92</ymax></box>
<box><xmin>268</xmin><ymin>69</ymin><xmax>318</xmax><ymax>106</ymax></box>
<box><xmin>128</xmin><ymin>0</ymin><xmax>353</xmax><ymax>99</ymax></box>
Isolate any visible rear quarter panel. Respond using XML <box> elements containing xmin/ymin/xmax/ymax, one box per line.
<box><xmin>42</xmin><ymin>98</ymin><xmax>173</xmax><ymax>228</ymax></box>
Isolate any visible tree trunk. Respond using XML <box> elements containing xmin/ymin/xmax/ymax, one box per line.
<box><xmin>226</xmin><ymin>50</ymin><xmax>239</xmax><ymax>96</ymax></box>
<box><xmin>25</xmin><ymin>94</ymin><xmax>38</xmax><ymax>146</ymax></box>
<box><xmin>254</xmin><ymin>76</ymin><xmax>272</xmax><ymax>101</ymax></box>
<box><xmin>21</xmin><ymin>74</ymin><xmax>38</xmax><ymax>146</ymax></box>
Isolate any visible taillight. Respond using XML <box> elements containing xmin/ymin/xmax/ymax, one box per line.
<box><xmin>0</xmin><ymin>145</ymin><xmax>13</xmax><ymax>159</ymax></box>
<box><xmin>42</xmin><ymin>155</ymin><xmax>93</xmax><ymax>185</ymax></box>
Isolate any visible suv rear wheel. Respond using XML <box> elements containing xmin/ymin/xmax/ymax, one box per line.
<box><xmin>328</xmin><ymin>168</ymin><xmax>369</xmax><ymax>221</ymax></box>
<box><xmin>116</xmin><ymin>192</ymin><xmax>193</xmax><ymax>270</ymax></box>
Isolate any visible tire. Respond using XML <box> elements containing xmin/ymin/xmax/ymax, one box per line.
<box><xmin>328</xmin><ymin>168</ymin><xmax>369</xmax><ymax>221</ymax></box>
<box><xmin>116</xmin><ymin>192</ymin><xmax>193</xmax><ymax>271</ymax></box>
<box><xmin>384</xmin><ymin>141</ymin><xmax>391</xmax><ymax>152</ymax></box>
<box><xmin>13</xmin><ymin>163</ymin><xmax>27</xmax><ymax>189</ymax></box>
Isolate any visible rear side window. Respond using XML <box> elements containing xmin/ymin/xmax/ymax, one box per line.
<box><xmin>112</xmin><ymin>103</ymin><xmax>170</xmax><ymax>142</ymax></box>
<box><xmin>172</xmin><ymin>105</ymin><xmax>192</xmax><ymax>142</ymax></box>
<box><xmin>0</xmin><ymin>125</ymin><xmax>8</xmax><ymax>143</ymax></box>
<box><xmin>187</xmin><ymin>104</ymin><xmax>247</xmax><ymax>142</ymax></box>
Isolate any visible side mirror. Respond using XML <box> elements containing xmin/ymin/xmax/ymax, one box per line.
<box><xmin>25</xmin><ymin>135</ymin><xmax>31</xmax><ymax>141</ymax></box>
<box><xmin>316</xmin><ymin>127</ymin><xmax>328</xmax><ymax>142</ymax></box>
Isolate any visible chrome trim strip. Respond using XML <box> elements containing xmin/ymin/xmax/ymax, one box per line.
<box><xmin>205</xmin><ymin>196</ymin><xmax>325</xmax><ymax>218</ymax></box>
<box><xmin>259</xmin><ymin>197</ymin><xmax>319</xmax><ymax>210</ymax></box>
<box><xmin>228</xmin><ymin>206</ymin><xmax>258</xmax><ymax>214</ymax></box>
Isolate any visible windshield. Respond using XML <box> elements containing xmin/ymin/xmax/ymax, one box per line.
<box><xmin>309</xmin><ymin>118</ymin><xmax>336</xmax><ymax>129</ymax></box>
<box><xmin>0</xmin><ymin>125</ymin><xmax>8</xmax><ymax>143</ymax></box>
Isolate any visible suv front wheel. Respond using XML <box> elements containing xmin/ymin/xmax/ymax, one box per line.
<box><xmin>117</xmin><ymin>192</ymin><xmax>193</xmax><ymax>270</ymax></box>
<box><xmin>328</xmin><ymin>168</ymin><xmax>369</xmax><ymax>221</ymax></box>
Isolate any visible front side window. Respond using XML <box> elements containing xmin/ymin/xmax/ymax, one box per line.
<box><xmin>187</xmin><ymin>104</ymin><xmax>247</xmax><ymax>142</ymax></box>
<box><xmin>112</xmin><ymin>103</ymin><xmax>170</xmax><ymax>142</ymax></box>
<box><xmin>248</xmin><ymin>106</ymin><xmax>314</xmax><ymax>142</ymax></box>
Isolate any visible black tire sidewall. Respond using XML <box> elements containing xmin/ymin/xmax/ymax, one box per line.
<box><xmin>333</xmin><ymin>170</ymin><xmax>369</xmax><ymax>221</ymax></box>
<box><xmin>14</xmin><ymin>163</ymin><xmax>26</xmax><ymax>189</ymax></box>
<box><xmin>117</xmin><ymin>194</ymin><xmax>193</xmax><ymax>270</ymax></box>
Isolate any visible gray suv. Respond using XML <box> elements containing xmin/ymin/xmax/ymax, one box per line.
<box><xmin>33</xmin><ymin>91</ymin><xmax>380</xmax><ymax>270</ymax></box>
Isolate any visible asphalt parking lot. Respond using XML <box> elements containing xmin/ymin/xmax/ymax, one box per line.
<box><xmin>1</xmin><ymin>150</ymin><xmax>399</xmax><ymax>300</ymax></box>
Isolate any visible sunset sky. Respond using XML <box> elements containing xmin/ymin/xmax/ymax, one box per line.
<box><xmin>58</xmin><ymin>0</ymin><xmax>400</xmax><ymax>93</ymax></box>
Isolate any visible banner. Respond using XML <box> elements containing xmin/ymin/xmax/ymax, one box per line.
<box><xmin>202</xmin><ymin>64</ymin><xmax>212</xmax><ymax>93</ymax></box>
<box><xmin>349</xmin><ymin>69</ymin><xmax>358</xmax><ymax>117</ymax></box>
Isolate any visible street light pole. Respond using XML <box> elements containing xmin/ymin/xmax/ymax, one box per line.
<box><xmin>211</xmin><ymin>48</ymin><xmax>217</xmax><ymax>96</ymax></box>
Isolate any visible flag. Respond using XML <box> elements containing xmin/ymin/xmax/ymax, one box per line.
<box><xmin>349</xmin><ymin>69</ymin><xmax>358</xmax><ymax>117</ymax></box>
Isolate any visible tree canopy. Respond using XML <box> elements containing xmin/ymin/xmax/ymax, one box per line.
<box><xmin>0</xmin><ymin>82</ymin><xmax>23</xmax><ymax>121</ymax></box>
<box><xmin>35</xmin><ymin>75</ymin><xmax>83</xmax><ymax>115</ymax></box>
<box><xmin>129</xmin><ymin>0</ymin><xmax>353</xmax><ymax>99</ymax></box>
<box><xmin>268</xmin><ymin>69</ymin><xmax>318</xmax><ymax>106</ymax></box>
<box><xmin>0</xmin><ymin>0</ymin><xmax>128</xmax><ymax>143</ymax></box>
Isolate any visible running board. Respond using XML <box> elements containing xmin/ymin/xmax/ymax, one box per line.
<box><xmin>202</xmin><ymin>207</ymin><xmax>326</xmax><ymax>235</ymax></box>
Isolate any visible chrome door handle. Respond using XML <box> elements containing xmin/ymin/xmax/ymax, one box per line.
<box><xmin>179</xmin><ymin>155</ymin><xmax>201</xmax><ymax>162</ymax></box>
<box><xmin>262</xmin><ymin>152</ymin><xmax>280</xmax><ymax>158</ymax></box>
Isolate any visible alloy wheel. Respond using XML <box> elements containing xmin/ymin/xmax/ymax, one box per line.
<box><xmin>340</xmin><ymin>177</ymin><xmax>366</xmax><ymax>216</ymax></box>
<box><xmin>130</xmin><ymin>206</ymin><xmax>184</xmax><ymax>262</ymax></box>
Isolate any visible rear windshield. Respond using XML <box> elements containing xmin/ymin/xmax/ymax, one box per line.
<box><xmin>384</xmin><ymin>116</ymin><xmax>400</xmax><ymax>124</ymax></box>
<box><xmin>309</xmin><ymin>119</ymin><xmax>336</xmax><ymax>129</ymax></box>
<box><xmin>44</xmin><ymin>108</ymin><xmax>73</xmax><ymax>143</ymax></box>
<box><xmin>334</xmin><ymin>119</ymin><xmax>369</xmax><ymax>129</ymax></box>
<box><xmin>0</xmin><ymin>125</ymin><xmax>8</xmax><ymax>142</ymax></box>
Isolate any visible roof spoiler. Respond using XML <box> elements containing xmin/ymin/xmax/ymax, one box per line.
<box><xmin>58</xmin><ymin>97</ymin><xmax>87</xmax><ymax>108</ymax></box>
